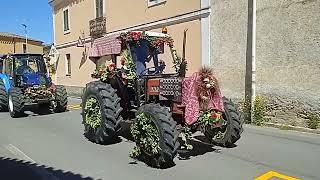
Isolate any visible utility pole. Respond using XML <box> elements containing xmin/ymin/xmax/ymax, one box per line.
<box><xmin>245</xmin><ymin>0</ymin><xmax>256</xmax><ymax>123</ymax></box>
<box><xmin>22</xmin><ymin>24</ymin><xmax>28</xmax><ymax>53</ymax></box>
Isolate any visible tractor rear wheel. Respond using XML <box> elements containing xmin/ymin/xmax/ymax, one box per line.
<box><xmin>204</xmin><ymin>97</ymin><xmax>243</xmax><ymax>147</ymax></box>
<box><xmin>0</xmin><ymin>80</ymin><xmax>8</xmax><ymax>112</ymax></box>
<box><xmin>53</xmin><ymin>85</ymin><xmax>68</xmax><ymax>113</ymax></box>
<box><xmin>8</xmin><ymin>87</ymin><xmax>25</xmax><ymax>118</ymax></box>
<box><xmin>133</xmin><ymin>104</ymin><xmax>180</xmax><ymax>168</ymax></box>
<box><xmin>82</xmin><ymin>81</ymin><xmax>122</xmax><ymax>144</ymax></box>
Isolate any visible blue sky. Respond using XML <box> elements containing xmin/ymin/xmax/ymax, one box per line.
<box><xmin>0</xmin><ymin>0</ymin><xmax>53</xmax><ymax>44</ymax></box>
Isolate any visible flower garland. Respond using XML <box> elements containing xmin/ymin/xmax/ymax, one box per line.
<box><xmin>196</xmin><ymin>110</ymin><xmax>225</xmax><ymax>130</ymax></box>
<box><xmin>91</xmin><ymin>63</ymin><xmax>116</xmax><ymax>82</ymax></box>
<box><xmin>118</xmin><ymin>31</ymin><xmax>182</xmax><ymax>73</ymax></box>
<box><xmin>130</xmin><ymin>113</ymin><xmax>161</xmax><ymax>158</ymax></box>
<box><xmin>24</xmin><ymin>86</ymin><xmax>53</xmax><ymax>102</ymax></box>
<box><xmin>91</xmin><ymin>31</ymin><xmax>185</xmax><ymax>83</ymax></box>
<box><xmin>120</xmin><ymin>50</ymin><xmax>136</xmax><ymax>82</ymax></box>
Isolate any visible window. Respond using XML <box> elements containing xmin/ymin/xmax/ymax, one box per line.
<box><xmin>63</xmin><ymin>8</ymin><xmax>70</xmax><ymax>33</ymax></box>
<box><xmin>148</xmin><ymin>0</ymin><xmax>166</xmax><ymax>7</ymax></box>
<box><xmin>66</xmin><ymin>54</ymin><xmax>71</xmax><ymax>76</ymax></box>
<box><xmin>95</xmin><ymin>0</ymin><xmax>104</xmax><ymax>18</ymax></box>
<box><xmin>23</xmin><ymin>44</ymin><xmax>27</xmax><ymax>53</ymax></box>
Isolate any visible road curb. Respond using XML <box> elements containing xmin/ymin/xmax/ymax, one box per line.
<box><xmin>262</xmin><ymin>122</ymin><xmax>320</xmax><ymax>135</ymax></box>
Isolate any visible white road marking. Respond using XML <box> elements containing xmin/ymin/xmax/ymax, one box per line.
<box><xmin>5</xmin><ymin>144</ymin><xmax>35</xmax><ymax>163</ymax></box>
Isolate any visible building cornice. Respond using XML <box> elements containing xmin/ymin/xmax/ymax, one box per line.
<box><xmin>48</xmin><ymin>0</ymin><xmax>63</xmax><ymax>7</ymax></box>
<box><xmin>55</xmin><ymin>7</ymin><xmax>211</xmax><ymax>49</ymax></box>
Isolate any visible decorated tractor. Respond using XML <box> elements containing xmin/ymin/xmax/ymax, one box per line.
<box><xmin>0</xmin><ymin>54</ymin><xmax>68</xmax><ymax>118</ymax></box>
<box><xmin>82</xmin><ymin>31</ymin><xmax>243</xmax><ymax>168</ymax></box>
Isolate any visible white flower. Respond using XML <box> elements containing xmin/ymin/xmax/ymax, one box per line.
<box><xmin>201</xmin><ymin>96</ymin><xmax>208</xmax><ymax>100</ymax></box>
<box><xmin>206</xmin><ymin>83</ymin><xmax>212</xmax><ymax>89</ymax></box>
<box><xmin>203</xmin><ymin>78</ymin><xmax>210</xmax><ymax>82</ymax></box>
<box><xmin>123</xmin><ymin>65</ymin><xmax>128</xmax><ymax>70</ymax></box>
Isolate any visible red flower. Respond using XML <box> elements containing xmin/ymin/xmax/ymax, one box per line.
<box><xmin>98</xmin><ymin>68</ymin><xmax>104</xmax><ymax>76</ymax></box>
<box><xmin>120</xmin><ymin>58</ymin><xmax>125</xmax><ymax>66</ymax></box>
<box><xmin>130</xmin><ymin>32</ymin><xmax>141</xmax><ymax>41</ymax></box>
<box><xmin>211</xmin><ymin>112</ymin><xmax>217</xmax><ymax>119</ymax></box>
<box><xmin>109</xmin><ymin>63</ymin><xmax>116</xmax><ymax>68</ymax></box>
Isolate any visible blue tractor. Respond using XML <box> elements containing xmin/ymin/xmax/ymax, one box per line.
<box><xmin>0</xmin><ymin>54</ymin><xmax>68</xmax><ymax>118</ymax></box>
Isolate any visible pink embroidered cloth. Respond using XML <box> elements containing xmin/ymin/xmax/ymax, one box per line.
<box><xmin>182</xmin><ymin>72</ymin><xmax>224</xmax><ymax>125</ymax></box>
<box><xmin>89</xmin><ymin>34</ymin><xmax>122</xmax><ymax>58</ymax></box>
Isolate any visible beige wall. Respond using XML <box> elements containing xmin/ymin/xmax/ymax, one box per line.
<box><xmin>0</xmin><ymin>42</ymin><xmax>15</xmax><ymax>54</ymax></box>
<box><xmin>15</xmin><ymin>41</ymin><xmax>44</xmax><ymax>54</ymax></box>
<box><xmin>55</xmin><ymin>44</ymin><xmax>96</xmax><ymax>86</ymax></box>
<box><xmin>0</xmin><ymin>36</ymin><xmax>43</xmax><ymax>54</ymax></box>
<box><xmin>107</xmin><ymin>0</ymin><xmax>200</xmax><ymax>32</ymax></box>
<box><xmin>54</xmin><ymin>0</ymin><xmax>95</xmax><ymax>45</ymax></box>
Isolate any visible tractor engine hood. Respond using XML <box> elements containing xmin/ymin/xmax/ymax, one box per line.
<box><xmin>20</xmin><ymin>73</ymin><xmax>50</xmax><ymax>87</ymax></box>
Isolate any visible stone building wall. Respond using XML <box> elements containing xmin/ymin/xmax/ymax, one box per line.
<box><xmin>210</xmin><ymin>0</ymin><xmax>320</xmax><ymax>125</ymax></box>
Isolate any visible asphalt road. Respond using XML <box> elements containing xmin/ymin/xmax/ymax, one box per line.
<box><xmin>0</xmin><ymin>98</ymin><xmax>319</xmax><ymax>180</ymax></box>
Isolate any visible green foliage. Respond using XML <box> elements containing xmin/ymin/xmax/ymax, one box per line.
<box><xmin>84</xmin><ymin>97</ymin><xmax>102</xmax><ymax>129</ymax></box>
<box><xmin>180</xmin><ymin>126</ymin><xmax>193</xmax><ymax>150</ymax></box>
<box><xmin>171</xmin><ymin>49</ymin><xmax>183</xmax><ymax>72</ymax></box>
<box><xmin>252</xmin><ymin>96</ymin><xmax>267</xmax><ymax>126</ymax></box>
<box><xmin>130</xmin><ymin>113</ymin><xmax>161</xmax><ymax>158</ymax></box>
<box><xmin>121</xmin><ymin>50</ymin><xmax>136</xmax><ymax>81</ymax></box>
<box><xmin>307</xmin><ymin>113</ymin><xmax>320</xmax><ymax>129</ymax></box>
<box><xmin>129</xmin><ymin>146</ymin><xmax>141</xmax><ymax>158</ymax></box>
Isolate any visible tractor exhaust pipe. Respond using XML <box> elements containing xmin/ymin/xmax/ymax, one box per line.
<box><xmin>179</xmin><ymin>29</ymin><xmax>188</xmax><ymax>77</ymax></box>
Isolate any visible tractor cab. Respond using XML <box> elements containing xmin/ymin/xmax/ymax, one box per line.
<box><xmin>1</xmin><ymin>54</ymin><xmax>51</xmax><ymax>88</ymax></box>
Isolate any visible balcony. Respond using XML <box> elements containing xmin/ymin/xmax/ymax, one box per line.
<box><xmin>89</xmin><ymin>17</ymin><xmax>106</xmax><ymax>38</ymax></box>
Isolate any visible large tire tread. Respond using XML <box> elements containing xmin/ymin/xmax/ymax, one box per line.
<box><xmin>53</xmin><ymin>85</ymin><xmax>68</xmax><ymax>113</ymax></box>
<box><xmin>82</xmin><ymin>81</ymin><xmax>123</xmax><ymax>144</ymax></box>
<box><xmin>9</xmin><ymin>88</ymin><xmax>25</xmax><ymax>118</ymax></box>
<box><xmin>205</xmin><ymin>97</ymin><xmax>243</xmax><ymax>148</ymax></box>
<box><xmin>136</xmin><ymin>103</ymin><xmax>180</xmax><ymax>168</ymax></box>
<box><xmin>0</xmin><ymin>80</ymin><xmax>8</xmax><ymax>112</ymax></box>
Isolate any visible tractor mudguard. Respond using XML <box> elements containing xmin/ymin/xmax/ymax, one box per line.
<box><xmin>0</xmin><ymin>74</ymin><xmax>12</xmax><ymax>93</ymax></box>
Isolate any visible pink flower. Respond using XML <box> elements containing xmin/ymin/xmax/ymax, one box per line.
<box><xmin>211</xmin><ymin>112</ymin><xmax>217</xmax><ymax>119</ymax></box>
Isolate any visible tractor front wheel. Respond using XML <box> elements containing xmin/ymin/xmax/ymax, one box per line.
<box><xmin>8</xmin><ymin>87</ymin><xmax>25</xmax><ymax>118</ymax></box>
<box><xmin>53</xmin><ymin>85</ymin><xmax>68</xmax><ymax>113</ymax></box>
<box><xmin>204</xmin><ymin>97</ymin><xmax>243</xmax><ymax>147</ymax></box>
<box><xmin>0</xmin><ymin>80</ymin><xmax>8</xmax><ymax>112</ymax></box>
<box><xmin>82</xmin><ymin>81</ymin><xmax>122</xmax><ymax>144</ymax></box>
<box><xmin>133</xmin><ymin>104</ymin><xmax>180</xmax><ymax>168</ymax></box>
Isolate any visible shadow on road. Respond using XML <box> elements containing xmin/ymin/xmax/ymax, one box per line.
<box><xmin>0</xmin><ymin>157</ymin><xmax>97</xmax><ymax>180</ymax></box>
<box><xmin>178</xmin><ymin>136</ymin><xmax>222</xmax><ymax>160</ymax></box>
